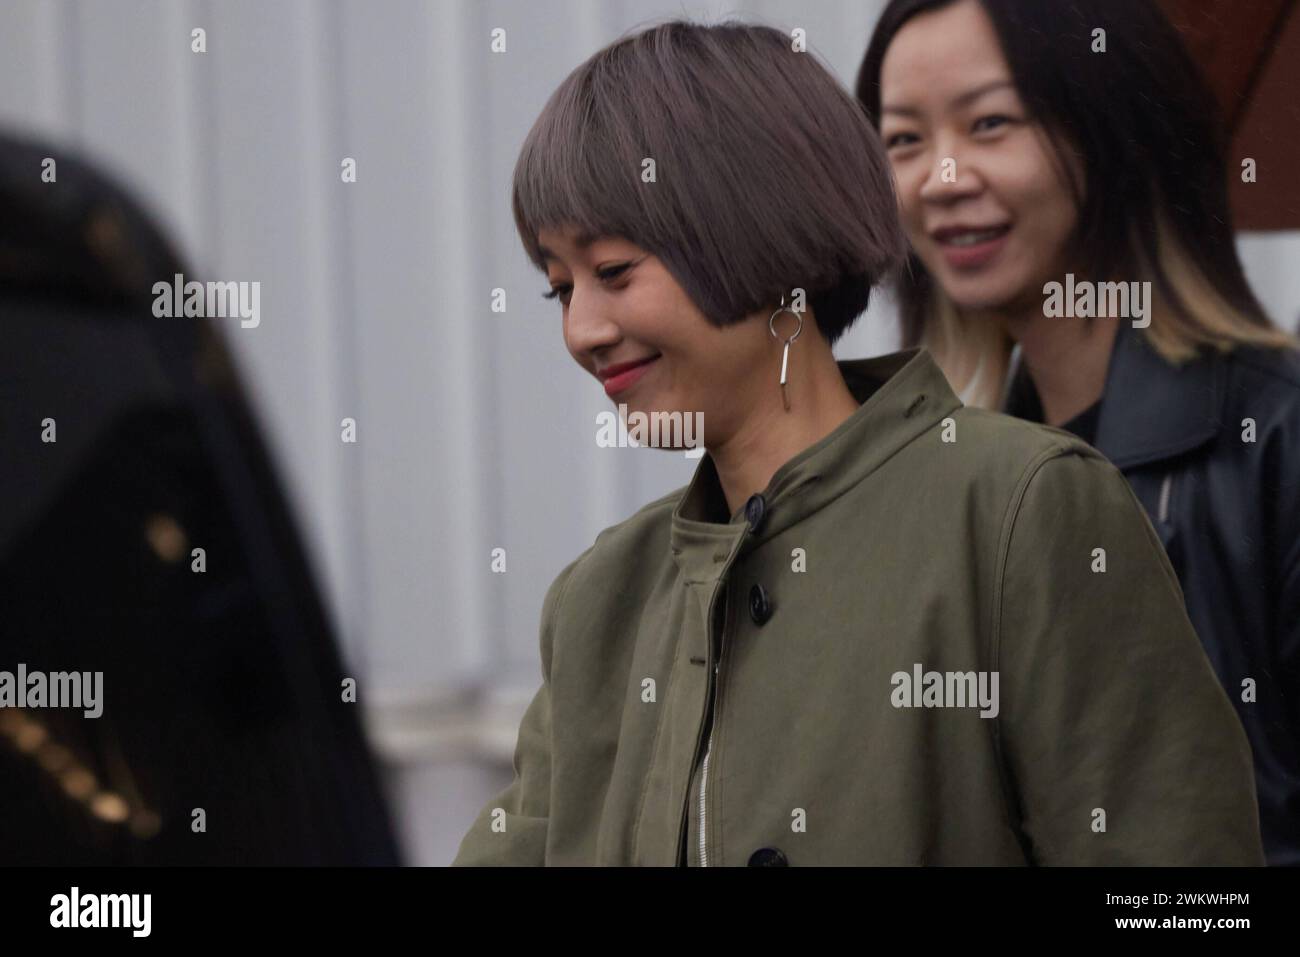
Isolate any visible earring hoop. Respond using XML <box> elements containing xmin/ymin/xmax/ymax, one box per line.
<box><xmin>769</xmin><ymin>294</ymin><xmax>803</xmax><ymax>412</ymax></box>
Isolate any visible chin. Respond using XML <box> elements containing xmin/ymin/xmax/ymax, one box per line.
<box><xmin>941</xmin><ymin>274</ymin><xmax>1028</xmax><ymax>313</ymax></box>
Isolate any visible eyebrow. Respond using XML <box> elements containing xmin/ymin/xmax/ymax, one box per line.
<box><xmin>538</xmin><ymin>229</ymin><xmax>602</xmax><ymax>264</ymax></box>
<box><xmin>881</xmin><ymin>79</ymin><xmax>1015</xmax><ymax>118</ymax></box>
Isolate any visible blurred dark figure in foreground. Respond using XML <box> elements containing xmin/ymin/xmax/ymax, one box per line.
<box><xmin>0</xmin><ymin>131</ymin><xmax>401</xmax><ymax>865</ymax></box>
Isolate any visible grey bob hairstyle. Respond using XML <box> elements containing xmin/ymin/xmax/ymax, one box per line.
<box><xmin>512</xmin><ymin>19</ymin><xmax>907</xmax><ymax>347</ymax></box>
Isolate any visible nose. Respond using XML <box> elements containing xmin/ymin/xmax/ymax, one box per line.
<box><xmin>918</xmin><ymin>138</ymin><xmax>983</xmax><ymax>205</ymax></box>
<box><xmin>563</xmin><ymin>282</ymin><xmax>621</xmax><ymax>362</ymax></box>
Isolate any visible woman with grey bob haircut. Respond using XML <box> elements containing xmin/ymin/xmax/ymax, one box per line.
<box><xmin>454</xmin><ymin>19</ymin><xmax>1263</xmax><ymax>866</ymax></box>
<box><xmin>511</xmin><ymin>20</ymin><xmax>907</xmax><ymax>347</ymax></box>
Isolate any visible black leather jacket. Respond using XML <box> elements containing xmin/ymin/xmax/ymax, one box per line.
<box><xmin>1005</xmin><ymin>320</ymin><xmax>1300</xmax><ymax>865</ymax></box>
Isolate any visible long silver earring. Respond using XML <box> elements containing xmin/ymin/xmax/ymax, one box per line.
<box><xmin>768</xmin><ymin>294</ymin><xmax>803</xmax><ymax>412</ymax></box>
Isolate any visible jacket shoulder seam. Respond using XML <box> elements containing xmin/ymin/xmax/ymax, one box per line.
<box><xmin>986</xmin><ymin>440</ymin><xmax>1083</xmax><ymax>861</ymax></box>
<box><xmin>587</xmin><ymin>485</ymin><xmax>689</xmax><ymax>550</ymax></box>
<box><xmin>991</xmin><ymin>443</ymin><xmax>1082</xmax><ymax>646</ymax></box>
<box><xmin>549</xmin><ymin>550</ymin><xmax>586</xmax><ymax>629</ymax></box>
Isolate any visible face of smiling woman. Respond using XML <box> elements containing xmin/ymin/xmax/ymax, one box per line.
<box><xmin>537</xmin><ymin>225</ymin><xmax>774</xmax><ymax>449</ymax></box>
<box><xmin>878</xmin><ymin>0</ymin><xmax>1083</xmax><ymax>319</ymax></box>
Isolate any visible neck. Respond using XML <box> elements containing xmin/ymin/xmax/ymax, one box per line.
<box><xmin>708</xmin><ymin>339</ymin><xmax>861</xmax><ymax>518</ymax></box>
<box><xmin>973</xmin><ymin>288</ymin><xmax>1120</xmax><ymax>426</ymax></box>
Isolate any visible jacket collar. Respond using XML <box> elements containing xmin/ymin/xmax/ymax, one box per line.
<box><xmin>1003</xmin><ymin>320</ymin><xmax>1226</xmax><ymax>470</ymax></box>
<box><xmin>669</xmin><ymin>348</ymin><xmax>963</xmax><ymax>582</ymax></box>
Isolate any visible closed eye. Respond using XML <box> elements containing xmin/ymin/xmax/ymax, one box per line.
<box><xmin>597</xmin><ymin>262</ymin><xmax>631</xmax><ymax>281</ymax></box>
<box><xmin>542</xmin><ymin>263</ymin><xmax>632</xmax><ymax>302</ymax></box>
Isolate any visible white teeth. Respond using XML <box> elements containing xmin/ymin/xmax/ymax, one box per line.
<box><xmin>943</xmin><ymin>227</ymin><xmax>1006</xmax><ymax>246</ymax></box>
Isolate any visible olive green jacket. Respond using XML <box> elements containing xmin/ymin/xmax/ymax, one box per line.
<box><xmin>453</xmin><ymin>348</ymin><xmax>1263</xmax><ymax>866</ymax></box>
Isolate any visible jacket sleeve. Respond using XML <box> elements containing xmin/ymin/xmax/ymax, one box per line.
<box><xmin>995</xmin><ymin>447</ymin><xmax>1264</xmax><ymax>865</ymax></box>
<box><xmin>450</xmin><ymin>557</ymin><xmax>580</xmax><ymax>866</ymax></box>
<box><xmin>1271</xmin><ymin>429</ymin><xmax>1300</xmax><ymax>735</ymax></box>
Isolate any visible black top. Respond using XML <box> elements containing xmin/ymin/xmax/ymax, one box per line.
<box><xmin>1058</xmin><ymin>399</ymin><xmax>1102</xmax><ymax>446</ymax></box>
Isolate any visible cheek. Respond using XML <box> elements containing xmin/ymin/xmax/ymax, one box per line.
<box><xmin>648</xmin><ymin>289</ymin><xmax>725</xmax><ymax>364</ymax></box>
<box><xmin>1015</xmin><ymin>190</ymin><xmax>1077</xmax><ymax>282</ymax></box>
<box><xmin>1038</xmin><ymin>185</ymin><xmax>1079</xmax><ymax>249</ymax></box>
<box><xmin>999</xmin><ymin>145</ymin><xmax>1078</xmax><ymax>240</ymax></box>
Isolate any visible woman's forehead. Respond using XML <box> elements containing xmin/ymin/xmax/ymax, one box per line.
<box><xmin>881</xmin><ymin>2</ymin><xmax>1008</xmax><ymax>100</ymax></box>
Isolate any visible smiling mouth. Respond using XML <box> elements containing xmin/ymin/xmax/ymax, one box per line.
<box><xmin>600</xmin><ymin>355</ymin><xmax>660</xmax><ymax>396</ymax></box>
<box><xmin>935</xmin><ymin>225</ymin><xmax>1012</xmax><ymax>246</ymax></box>
<box><xmin>597</xmin><ymin>354</ymin><xmax>661</xmax><ymax>381</ymax></box>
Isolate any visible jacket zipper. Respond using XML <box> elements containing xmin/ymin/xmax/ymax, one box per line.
<box><xmin>1157</xmin><ymin>472</ymin><xmax>1173</xmax><ymax>523</ymax></box>
<box><xmin>698</xmin><ymin>657</ymin><xmax>721</xmax><ymax>867</ymax></box>
<box><xmin>698</xmin><ymin>723</ymin><xmax>714</xmax><ymax>866</ymax></box>
<box><xmin>698</xmin><ymin>587</ymin><xmax>729</xmax><ymax>867</ymax></box>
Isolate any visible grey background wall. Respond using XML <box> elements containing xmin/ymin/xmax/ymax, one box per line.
<box><xmin>3</xmin><ymin>0</ymin><xmax>1297</xmax><ymax>864</ymax></box>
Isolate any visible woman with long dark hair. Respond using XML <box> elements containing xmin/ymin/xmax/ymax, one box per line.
<box><xmin>857</xmin><ymin>0</ymin><xmax>1300</xmax><ymax>863</ymax></box>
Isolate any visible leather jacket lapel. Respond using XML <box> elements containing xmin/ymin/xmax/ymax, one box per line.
<box><xmin>1003</xmin><ymin>321</ymin><xmax>1226</xmax><ymax>470</ymax></box>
